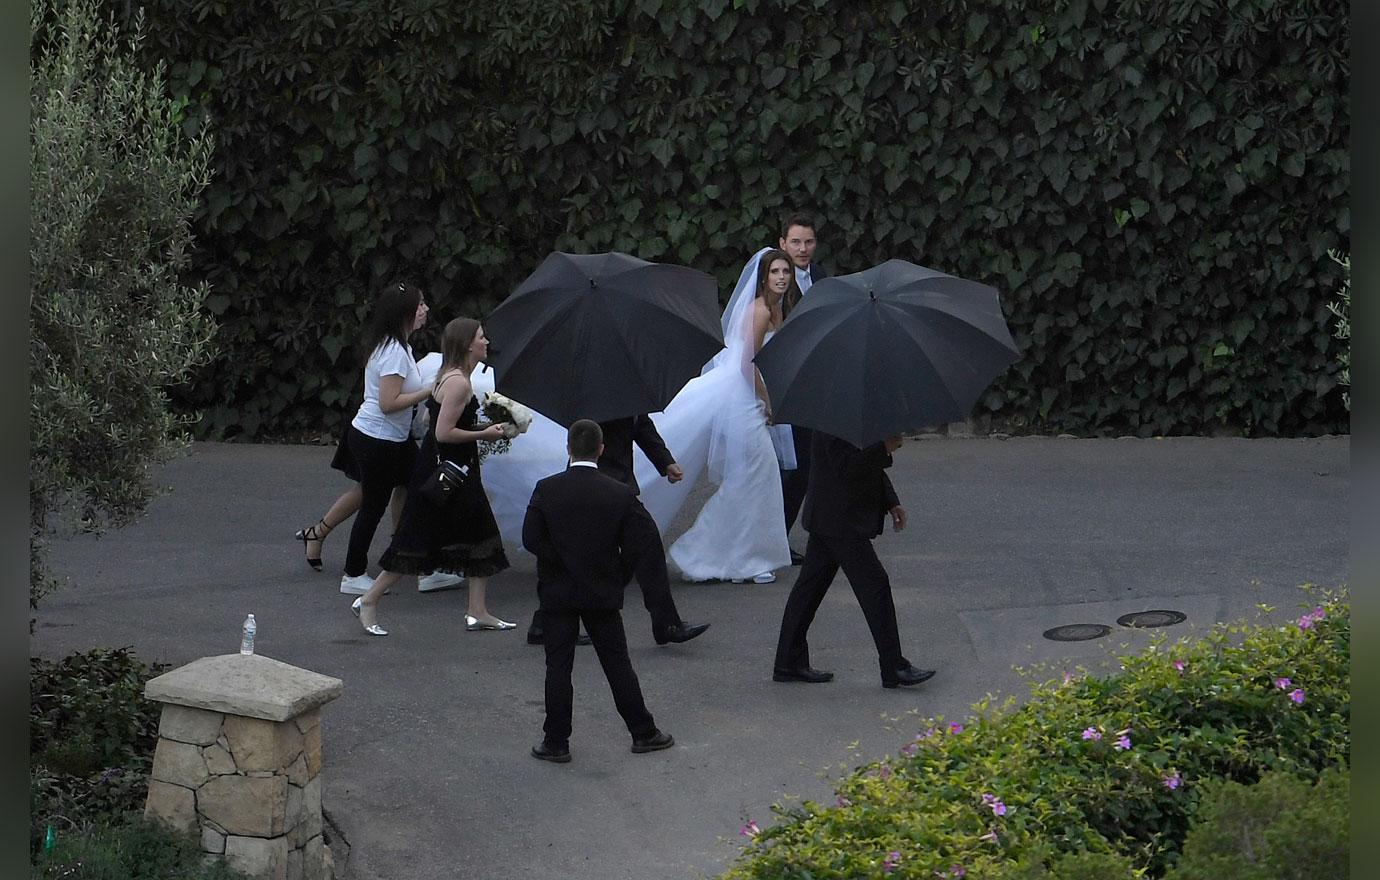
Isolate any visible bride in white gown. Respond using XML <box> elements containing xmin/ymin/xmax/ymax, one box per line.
<box><xmin>662</xmin><ymin>247</ymin><xmax>795</xmax><ymax>582</ymax></box>
<box><xmin>476</xmin><ymin>247</ymin><xmax>795</xmax><ymax>582</ymax></box>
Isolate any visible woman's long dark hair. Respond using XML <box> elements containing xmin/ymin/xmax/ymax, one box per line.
<box><xmin>361</xmin><ymin>280</ymin><xmax>422</xmax><ymax>363</ymax></box>
<box><xmin>438</xmin><ymin>317</ymin><xmax>482</xmax><ymax>383</ymax></box>
<box><xmin>756</xmin><ymin>248</ymin><xmax>803</xmax><ymax>317</ymax></box>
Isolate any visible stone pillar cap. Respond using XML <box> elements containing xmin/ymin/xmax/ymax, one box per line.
<box><xmin>145</xmin><ymin>654</ymin><xmax>342</xmax><ymax>722</ymax></box>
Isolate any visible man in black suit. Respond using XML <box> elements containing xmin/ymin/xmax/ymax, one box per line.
<box><xmin>777</xmin><ymin>212</ymin><xmax>827</xmax><ymax>565</ymax></box>
<box><xmin>772</xmin><ymin>431</ymin><xmax>935</xmax><ymax>689</ymax></box>
<box><xmin>526</xmin><ymin>414</ymin><xmax>709</xmax><ymax>647</ymax></box>
<box><xmin>524</xmin><ymin>420</ymin><xmax>676</xmax><ymax>762</ymax></box>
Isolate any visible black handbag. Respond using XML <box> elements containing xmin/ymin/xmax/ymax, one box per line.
<box><xmin>418</xmin><ymin>458</ymin><xmax>471</xmax><ymax>507</ymax></box>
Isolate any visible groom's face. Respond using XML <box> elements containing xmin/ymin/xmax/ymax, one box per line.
<box><xmin>779</xmin><ymin>224</ymin><xmax>817</xmax><ymax>270</ymax></box>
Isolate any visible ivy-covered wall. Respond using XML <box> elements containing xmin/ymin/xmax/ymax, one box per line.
<box><xmin>128</xmin><ymin>0</ymin><xmax>1349</xmax><ymax>438</ymax></box>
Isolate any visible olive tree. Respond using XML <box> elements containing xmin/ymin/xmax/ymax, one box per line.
<box><xmin>30</xmin><ymin>0</ymin><xmax>216</xmax><ymax>607</ymax></box>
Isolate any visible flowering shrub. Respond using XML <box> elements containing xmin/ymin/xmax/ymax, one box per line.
<box><xmin>723</xmin><ymin>591</ymin><xmax>1348</xmax><ymax>879</ymax></box>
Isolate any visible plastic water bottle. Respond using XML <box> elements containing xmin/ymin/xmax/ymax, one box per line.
<box><xmin>240</xmin><ymin>614</ymin><xmax>257</xmax><ymax>655</ymax></box>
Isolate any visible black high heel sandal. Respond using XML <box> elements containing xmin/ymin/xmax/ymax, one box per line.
<box><xmin>294</xmin><ymin>519</ymin><xmax>332</xmax><ymax>571</ymax></box>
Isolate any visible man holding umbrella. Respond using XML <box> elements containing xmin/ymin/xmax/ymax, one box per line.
<box><xmin>756</xmin><ymin>258</ymin><xmax>1021</xmax><ymax>688</ymax></box>
<box><xmin>526</xmin><ymin>413</ymin><xmax>708</xmax><ymax>647</ymax></box>
<box><xmin>771</xmin><ymin>432</ymin><xmax>935</xmax><ymax>688</ymax></box>
<box><xmin>483</xmin><ymin>251</ymin><xmax>717</xmax><ymax>648</ymax></box>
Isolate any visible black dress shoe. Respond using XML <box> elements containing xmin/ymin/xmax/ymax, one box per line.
<box><xmin>772</xmin><ymin>666</ymin><xmax>834</xmax><ymax>683</ymax></box>
<box><xmin>630</xmin><ymin>730</ymin><xmax>675</xmax><ymax>753</ymax></box>
<box><xmin>531</xmin><ymin>741</ymin><xmax>571</xmax><ymax>763</ymax></box>
<box><xmin>790</xmin><ymin>549</ymin><xmax>805</xmax><ymax>566</ymax></box>
<box><xmin>654</xmin><ymin>621</ymin><xmax>710</xmax><ymax>645</ymax></box>
<box><xmin>882</xmin><ymin>664</ymin><xmax>936</xmax><ymax>689</ymax></box>
<box><xmin>526</xmin><ymin>628</ymin><xmax>592</xmax><ymax>646</ymax></box>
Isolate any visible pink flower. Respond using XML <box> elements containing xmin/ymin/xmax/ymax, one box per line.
<box><xmin>1274</xmin><ymin>677</ymin><xmax>1292</xmax><ymax>690</ymax></box>
<box><xmin>1081</xmin><ymin>727</ymin><xmax>1102</xmax><ymax>741</ymax></box>
<box><xmin>739</xmin><ymin>821</ymin><xmax>760</xmax><ymax>838</ymax></box>
<box><xmin>1114</xmin><ymin>735</ymin><xmax>1132</xmax><ymax>750</ymax></box>
<box><xmin>921</xmin><ymin>726</ymin><xmax>938</xmax><ymax>739</ymax></box>
<box><xmin>951</xmin><ymin>867</ymin><xmax>967</xmax><ymax>878</ymax></box>
<box><xmin>1173</xmin><ymin>660</ymin><xmax>1185</xmax><ymax>674</ymax></box>
<box><xmin>877</xmin><ymin>763</ymin><xmax>892</xmax><ymax>779</ymax></box>
<box><xmin>1162</xmin><ymin>772</ymin><xmax>1182</xmax><ymax>790</ymax></box>
<box><xmin>1289</xmin><ymin>688</ymin><xmax>1306</xmax><ymax>704</ymax></box>
<box><xmin>1296</xmin><ymin>607</ymin><xmax>1325</xmax><ymax>631</ymax></box>
<box><xmin>836</xmin><ymin>795</ymin><xmax>851</xmax><ymax>808</ymax></box>
<box><xmin>901</xmin><ymin>743</ymin><xmax>918</xmax><ymax>757</ymax></box>
<box><xmin>1062</xmin><ymin>670</ymin><xmax>1074</xmax><ymax>686</ymax></box>
<box><xmin>948</xmin><ymin>722</ymin><xmax>964</xmax><ymax>735</ymax></box>
<box><xmin>982</xmin><ymin>793</ymin><xmax>1007</xmax><ymax>815</ymax></box>
<box><xmin>882</xmin><ymin>851</ymin><xmax>902</xmax><ymax>873</ymax></box>
<box><xmin>978</xmin><ymin>828</ymin><xmax>999</xmax><ymax>843</ymax></box>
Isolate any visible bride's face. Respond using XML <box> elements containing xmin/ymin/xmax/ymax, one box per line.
<box><xmin>764</xmin><ymin>259</ymin><xmax>792</xmax><ymax>301</ymax></box>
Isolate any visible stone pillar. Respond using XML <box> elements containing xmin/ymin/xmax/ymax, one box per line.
<box><xmin>143</xmin><ymin>654</ymin><xmax>342</xmax><ymax>880</ymax></box>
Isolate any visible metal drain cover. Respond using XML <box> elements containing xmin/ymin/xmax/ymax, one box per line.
<box><xmin>1042</xmin><ymin>623</ymin><xmax>1112</xmax><ymax>642</ymax></box>
<box><xmin>1116</xmin><ymin>610</ymin><xmax>1187</xmax><ymax>628</ymax></box>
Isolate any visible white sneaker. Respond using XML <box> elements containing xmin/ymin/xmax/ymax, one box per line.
<box><xmin>340</xmin><ymin>573</ymin><xmax>375</xmax><ymax>595</ymax></box>
<box><xmin>418</xmin><ymin>571</ymin><xmax>465</xmax><ymax>593</ymax></box>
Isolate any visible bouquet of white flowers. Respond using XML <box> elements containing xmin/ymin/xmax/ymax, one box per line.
<box><xmin>477</xmin><ymin>391</ymin><xmax>534</xmax><ymax>461</ymax></box>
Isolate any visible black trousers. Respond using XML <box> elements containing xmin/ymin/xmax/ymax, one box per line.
<box><xmin>530</xmin><ymin>499</ymin><xmax>681</xmax><ymax>636</ymax></box>
<box><xmin>343</xmin><ymin>426</ymin><xmax>415</xmax><ymax>577</ymax></box>
<box><xmin>780</xmin><ymin>426</ymin><xmax>813</xmax><ymax>533</ymax></box>
<box><xmin>541</xmin><ymin>607</ymin><xmax>657</xmax><ymax>747</ymax></box>
<box><xmin>773</xmin><ymin>531</ymin><xmax>907</xmax><ymax>679</ymax></box>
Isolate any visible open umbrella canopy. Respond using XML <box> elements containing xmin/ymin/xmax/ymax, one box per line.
<box><xmin>755</xmin><ymin>259</ymin><xmax>1020</xmax><ymax>448</ymax></box>
<box><xmin>483</xmin><ymin>252</ymin><xmax>723</xmax><ymax>426</ymax></box>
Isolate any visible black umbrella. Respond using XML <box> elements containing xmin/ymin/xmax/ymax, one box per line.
<box><xmin>483</xmin><ymin>251</ymin><xmax>724</xmax><ymax>426</ymax></box>
<box><xmin>755</xmin><ymin>259</ymin><xmax>1020</xmax><ymax>448</ymax></box>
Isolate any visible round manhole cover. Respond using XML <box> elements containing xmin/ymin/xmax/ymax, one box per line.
<box><xmin>1116</xmin><ymin>610</ymin><xmax>1187</xmax><ymax>629</ymax></box>
<box><xmin>1042</xmin><ymin>623</ymin><xmax>1112</xmax><ymax>642</ymax></box>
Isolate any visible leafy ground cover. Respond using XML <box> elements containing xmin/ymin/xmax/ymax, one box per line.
<box><xmin>724</xmin><ymin>590</ymin><xmax>1349</xmax><ymax>879</ymax></box>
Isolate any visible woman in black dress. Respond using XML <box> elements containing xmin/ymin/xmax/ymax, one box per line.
<box><xmin>351</xmin><ymin>317</ymin><xmax>514</xmax><ymax>636</ymax></box>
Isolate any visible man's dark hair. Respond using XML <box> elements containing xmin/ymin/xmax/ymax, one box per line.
<box><xmin>568</xmin><ymin>419</ymin><xmax>603</xmax><ymax>459</ymax></box>
<box><xmin>780</xmin><ymin>212</ymin><xmax>817</xmax><ymax>239</ymax></box>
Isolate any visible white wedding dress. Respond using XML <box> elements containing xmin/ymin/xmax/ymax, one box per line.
<box><xmin>476</xmin><ymin>248</ymin><xmax>791</xmax><ymax>581</ymax></box>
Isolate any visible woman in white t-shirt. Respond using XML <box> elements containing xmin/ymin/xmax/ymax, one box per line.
<box><xmin>324</xmin><ymin>281</ymin><xmax>436</xmax><ymax>594</ymax></box>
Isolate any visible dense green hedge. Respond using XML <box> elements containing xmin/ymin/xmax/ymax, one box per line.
<box><xmin>30</xmin><ymin>648</ymin><xmax>166</xmax><ymax>851</ymax></box>
<box><xmin>722</xmin><ymin>592</ymin><xmax>1349</xmax><ymax>878</ymax></box>
<box><xmin>123</xmin><ymin>0</ymin><xmax>1349</xmax><ymax>438</ymax></box>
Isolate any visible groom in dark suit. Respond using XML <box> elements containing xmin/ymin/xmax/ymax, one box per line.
<box><xmin>772</xmin><ymin>431</ymin><xmax>935</xmax><ymax>689</ymax></box>
<box><xmin>777</xmin><ymin>212</ymin><xmax>827</xmax><ymax>565</ymax></box>
<box><xmin>523</xmin><ymin>420</ymin><xmax>676</xmax><ymax>762</ymax></box>
<box><xmin>526</xmin><ymin>414</ymin><xmax>709</xmax><ymax>647</ymax></box>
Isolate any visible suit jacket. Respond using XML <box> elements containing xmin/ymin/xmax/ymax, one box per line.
<box><xmin>522</xmin><ymin>464</ymin><xmax>662</xmax><ymax>611</ymax></box>
<box><xmin>801</xmin><ymin>432</ymin><xmax>899</xmax><ymax>539</ymax></box>
<box><xmin>597</xmin><ymin>415</ymin><xmax>675</xmax><ymax>495</ymax></box>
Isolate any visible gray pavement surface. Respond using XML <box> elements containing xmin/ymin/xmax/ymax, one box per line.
<box><xmin>31</xmin><ymin>436</ymin><xmax>1348</xmax><ymax>880</ymax></box>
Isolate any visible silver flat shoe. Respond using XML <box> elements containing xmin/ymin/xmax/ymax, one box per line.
<box><xmin>353</xmin><ymin>598</ymin><xmax>388</xmax><ymax>635</ymax></box>
<box><xmin>465</xmin><ymin>614</ymin><xmax>516</xmax><ymax>631</ymax></box>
